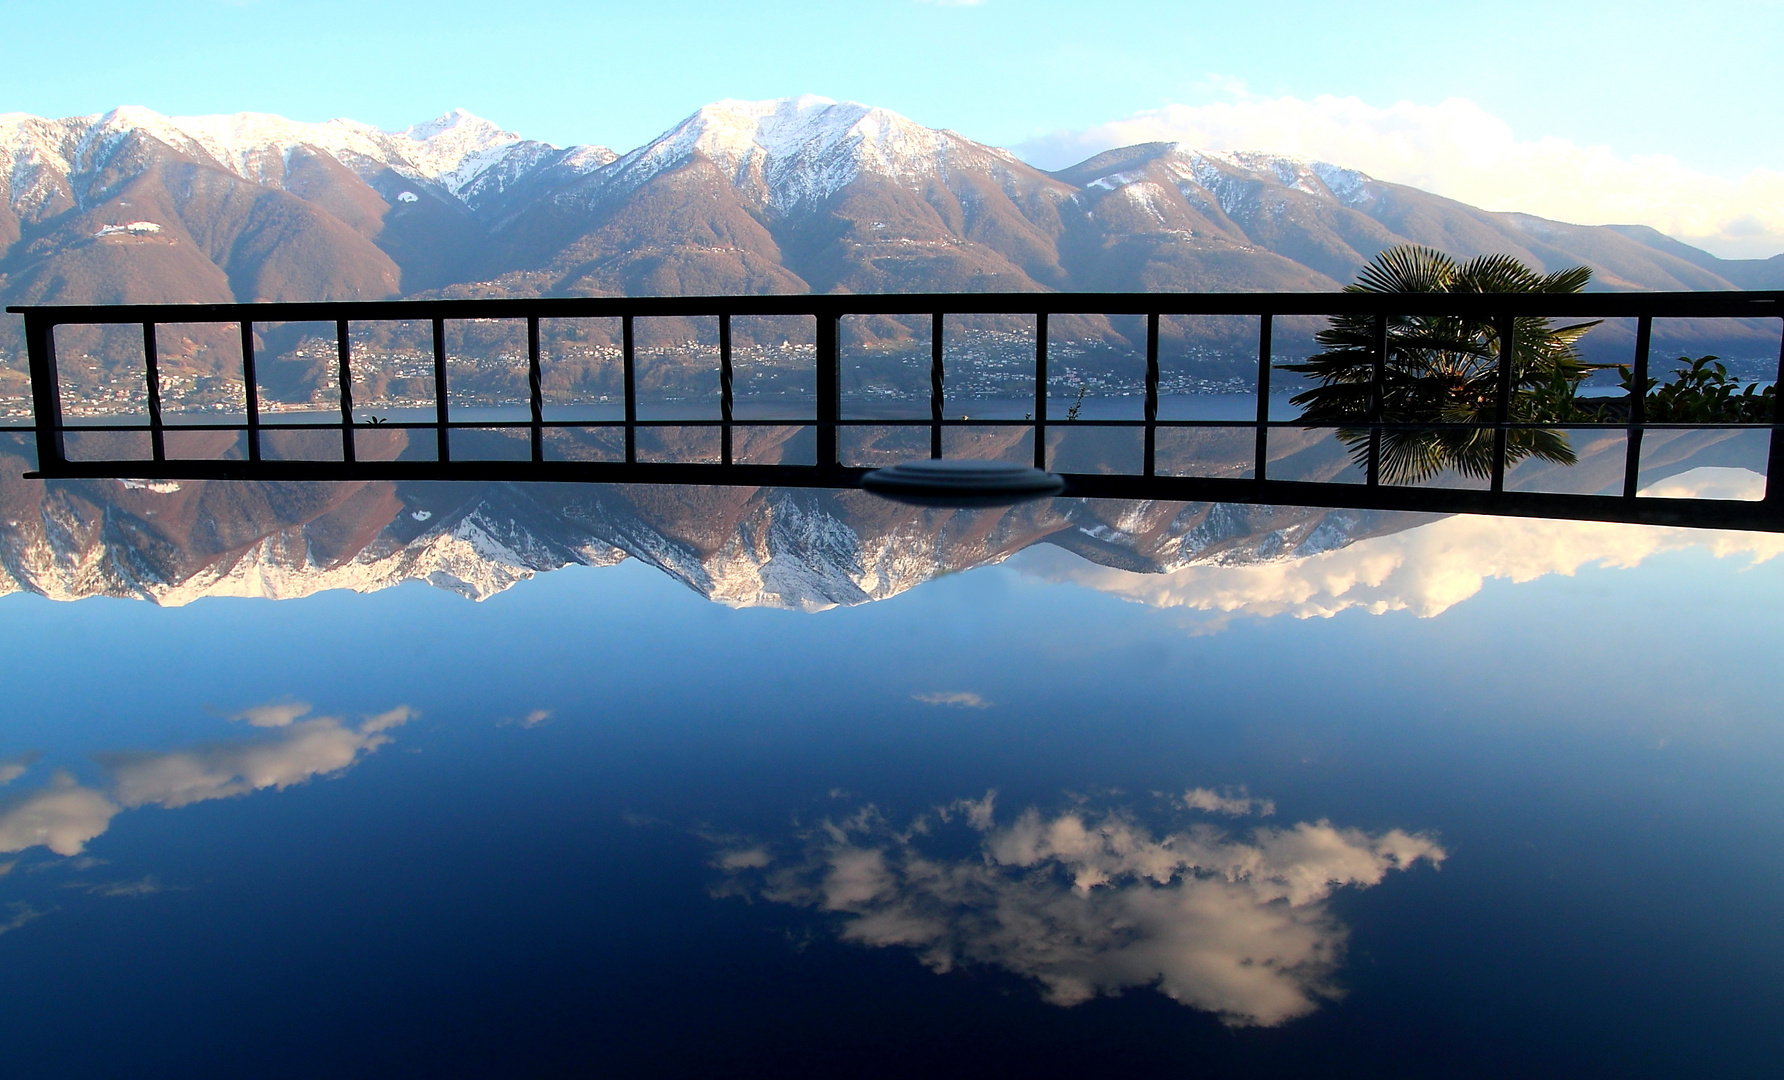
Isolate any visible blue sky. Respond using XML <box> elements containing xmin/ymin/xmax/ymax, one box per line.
<box><xmin>2</xmin><ymin>0</ymin><xmax>1780</xmax><ymax>255</ymax></box>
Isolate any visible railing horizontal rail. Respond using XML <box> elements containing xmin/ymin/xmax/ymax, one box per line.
<box><xmin>35</xmin><ymin>419</ymin><xmax>1784</xmax><ymax>432</ymax></box>
<box><xmin>10</xmin><ymin>289</ymin><xmax>1784</xmax><ymax>323</ymax></box>
<box><xmin>11</xmin><ymin>456</ymin><xmax>1778</xmax><ymax>532</ymax></box>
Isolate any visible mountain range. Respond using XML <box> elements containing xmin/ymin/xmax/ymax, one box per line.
<box><xmin>3</xmin><ymin>95</ymin><xmax>1779</xmax><ymax>314</ymax></box>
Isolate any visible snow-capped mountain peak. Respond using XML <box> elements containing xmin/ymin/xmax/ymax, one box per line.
<box><xmin>394</xmin><ymin>108</ymin><xmax>533</xmax><ymax>195</ymax></box>
<box><xmin>1170</xmin><ymin>147</ymin><xmax>1371</xmax><ymax>202</ymax></box>
<box><xmin>0</xmin><ymin>105</ymin><xmax>580</xmax><ymax>213</ymax></box>
<box><xmin>95</xmin><ymin>107</ymin><xmax>398</xmax><ymax>184</ymax></box>
<box><xmin>1114</xmin><ymin>145</ymin><xmax>1378</xmax><ymax>220</ymax></box>
<box><xmin>601</xmin><ymin>94</ymin><xmax>984</xmax><ymax>211</ymax></box>
<box><xmin>401</xmin><ymin>107</ymin><xmax>504</xmax><ymax>144</ymax></box>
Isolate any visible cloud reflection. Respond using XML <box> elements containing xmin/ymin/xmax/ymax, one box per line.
<box><xmin>228</xmin><ymin>701</ymin><xmax>314</xmax><ymax>728</ymax></box>
<box><xmin>1183</xmin><ymin>787</ymin><xmax>1274</xmax><ymax>816</ymax></box>
<box><xmin>1023</xmin><ymin>468</ymin><xmax>1784</xmax><ymax>622</ymax></box>
<box><xmin>64</xmin><ymin>876</ymin><xmax>177</xmax><ymax>897</ymax></box>
<box><xmin>912</xmin><ymin>692</ymin><xmax>991</xmax><ymax>709</ymax></box>
<box><xmin>0</xmin><ymin>772</ymin><xmax>119</xmax><ymax>857</ymax></box>
<box><xmin>0</xmin><ymin>901</ymin><xmax>46</xmax><ymax>937</ymax></box>
<box><xmin>716</xmin><ymin>793</ymin><xmax>1442</xmax><ymax>1026</ymax></box>
<box><xmin>0</xmin><ymin>704</ymin><xmax>411</xmax><ymax>858</ymax></box>
<box><xmin>0</xmin><ymin>752</ymin><xmax>39</xmax><ymax>786</ymax></box>
<box><xmin>107</xmin><ymin>706</ymin><xmax>412</xmax><ymax>810</ymax></box>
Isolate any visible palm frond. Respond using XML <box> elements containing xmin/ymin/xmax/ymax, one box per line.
<box><xmin>1351</xmin><ymin>246</ymin><xmax>1455</xmax><ymax>294</ymax></box>
<box><xmin>1283</xmin><ymin>244</ymin><xmax>1599</xmax><ymax>484</ymax></box>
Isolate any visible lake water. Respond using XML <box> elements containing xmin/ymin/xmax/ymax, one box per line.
<box><xmin>1</xmin><ymin>466</ymin><xmax>1782</xmax><ymax>1077</ymax></box>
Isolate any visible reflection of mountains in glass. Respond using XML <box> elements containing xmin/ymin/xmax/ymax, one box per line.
<box><xmin>0</xmin><ymin>433</ymin><xmax>1429</xmax><ymax>609</ymax></box>
<box><xmin>3</xmin><ymin>432</ymin><xmax>1777</xmax><ymax>612</ymax></box>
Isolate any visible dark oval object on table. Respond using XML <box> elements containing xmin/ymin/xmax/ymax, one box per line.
<box><xmin>860</xmin><ymin>458</ymin><xmax>1065</xmax><ymax>507</ymax></box>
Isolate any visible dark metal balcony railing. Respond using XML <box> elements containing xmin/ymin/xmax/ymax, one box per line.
<box><xmin>9</xmin><ymin>290</ymin><xmax>1784</xmax><ymax>531</ymax></box>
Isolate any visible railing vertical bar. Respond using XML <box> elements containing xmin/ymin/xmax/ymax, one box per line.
<box><xmin>527</xmin><ymin>315</ymin><xmax>543</xmax><ymax>463</ymax></box>
<box><xmin>1366</xmin><ymin>311</ymin><xmax>1387</xmax><ymax>486</ymax></box>
<box><xmin>239</xmin><ymin>320</ymin><xmax>261</xmax><ymax>462</ymax></box>
<box><xmin>1033</xmin><ymin>312</ymin><xmax>1048</xmax><ymax>470</ymax></box>
<box><xmin>1490</xmin><ymin>312</ymin><xmax>1516</xmax><ymax>492</ymax></box>
<box><xmin>432</xmin><ymin>316</ymin><xmax>450</xmax><ymax>463</ymax></box>
<box><xmin>719</xmin><ymin>313</ymin><xmax>733</xmax><ymax>467</ymax></box>
<box><xmin>622</xmin><ymin>314</ymin><xmax>637</xmax><ymax>465</ymax></box>
<box><xmin>931</xmin><ymin>312</ymin><xmax>944</xmax><ymax>459</ymax></box>
<box><xmin>1144</xmin><ymin>312</ymin><xmax>1159</xmax><ymax>477</ymax></box>
<box><xmin>1623</xmin><ymin>315</ymin><xmax>1652</xmax><ymax>499</ymax></box>
<box><xmin>1254</xmin><ymin>313</ymin><xmax>1272</xmax><ymax>482</ymax></box>
<box><xmin>142</xmin><ymin>322</ymin><xmax>165</xmax><ymax>462</ymax></box>
<box><xmin>1766</xmin><ymin>315</ymin><xmax>1784</xmax><ymax>507</ymax></box>
<box><xmin>26</xmin><ymin>317</ymin><xmax>66</xmax><ymax>470</ymax></box>
<box><xmin>816</xmin><ymin>311</ymin><xmax>839</xmax><ymax>469</ymax></box>
<box><xmin>336</xmin><ymin>318</ymin><xmax>356</xmax><ymax>464</ymax></box>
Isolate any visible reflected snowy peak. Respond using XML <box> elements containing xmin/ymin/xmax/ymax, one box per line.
<box><xmin>0</xmin><ymin>434</ymin><xmax>1411</xmax><ymax>609</ymax></box>
<box><xmin>2</xmin><ymin>429</ymin><xmax>1772</xmax><ymax>618</ymax></box>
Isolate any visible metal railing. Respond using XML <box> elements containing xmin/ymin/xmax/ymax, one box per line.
<box><xmin>9</xmin><ymin>290</ymin><xmax>1784</xmax><ymax>531</ymax></box>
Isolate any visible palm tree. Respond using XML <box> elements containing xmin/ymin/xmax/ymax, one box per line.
<box><xmin>1282</xmin><ymin>245</ymin><xmax>1601</xmax><ymax>484</ymax></box>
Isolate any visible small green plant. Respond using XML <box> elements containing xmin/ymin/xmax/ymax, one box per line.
<box><xmin>1065</xmin><ymin>383</ymin><xmax>1088</xmax><ymax>421</ymax></box>
<box><xmin>365</xmin><ymin>415</ymin><xmax>388</xmax><ymax>426</ymax></box>
<box><xmin>1617</xmin><ymin>356</ymin><xmax>1775</xmax><ymax>423</ymax></box>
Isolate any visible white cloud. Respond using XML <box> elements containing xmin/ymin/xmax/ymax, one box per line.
<box><xmin>108</xmin><ymin>708</ymin><xmax>413</xmax><ymax>809</ymax></box>
<box><xmin>0</xmin><ymin>706</ymin><xmax>412</xmax><ymax>858</ymax></box>
<box><xmin>913</xmin><ymin>691</ymin><xmax>991</xmax><ymax>709</ymax></box>
<box><xmin>0</xmin><ymin>901</ymin><xmax>46</xmax><ymax>937</ymax></box>
<box><xmin>358</xmin><ymin>706</ymin><xmax>414</xmax><ymax>735</ymax></box>
<box><xmin>500</xmin><ymin>708</ymin><xmax>553</xmax><ymax>729</ymax></box>
<box><xmin>1637</xmin><ymin>469</ymin><xmax>1767</xmax><ymax>501</ymax></box>
<box><xmin>1183</xmin><ymin>787</ymin><xmax>1275</xmax><ymax>817</ymax></box>
<box><xmin>942</xmin><ymin>790</ymin><xmax>998</xmax><ymax>831</ymax></box>
<box><xmin>1015</xmin><ymin>91</ymin><xmax>1784</xmax><ymax>259</ymax></box>
<box><xmin>67</xmin><ymin>876</ymin><xmax>177</xmax><ymax>897</ymax></box>
<box><xmin>1020</xmin><ymin>468</ymin><xmax>1784</xmax><ymax>623</ymax></box>
<box><xmin>712</xmin><ymin>846</ymin><xmax>773</xmax><ymax>871</ymax></box>
<box><xmin>724</xmin><ymin>798</ymin><xmax>1442</xmax><ymax>1026</ymax></box>
<box><xmin>229</xmin><ymin>701</ymin><xmax>312</xmax><ymax>728</ymax></box>
<box><xmin>0</xmin><ymin>771</ymin><xmax>120</xmax><ymax>857</ymax></box>
<box><xmin>0</xmin><ymin>751</ymin><xmax>38</xmax><ymax>786</ymax></box>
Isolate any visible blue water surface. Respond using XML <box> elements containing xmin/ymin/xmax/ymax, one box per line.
<box><xmin>1</xmin><ymin>519</ymin><xmax>1781</xmax><ymax>1078</ymax></box>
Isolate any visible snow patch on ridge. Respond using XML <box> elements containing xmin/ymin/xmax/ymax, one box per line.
<box><xmin>0</xmin><ymin>502</ymin><xmax>626</xmax><ymax>606</ymax></box>
<box><xmin>93</xmin><ymin>220</ymin><xmax>160</xmax><ymax>238</ymax></box>
<box><xmin>1073</xmin><ymin>144</ymin><xmax>1377</xmax><ymax>222</ymax></box>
